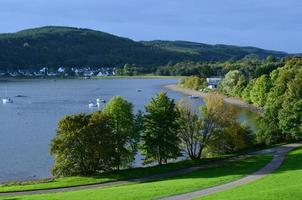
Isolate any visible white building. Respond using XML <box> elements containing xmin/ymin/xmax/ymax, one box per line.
<box><xmin>57</xmin><ymin>67</ymin><xmax>65</xmax><ymax>73</ymax></box>
<box><xmin>206</xmin><ymin>77</ymin><xmax>222</xmax><ymax>89</ymax></box>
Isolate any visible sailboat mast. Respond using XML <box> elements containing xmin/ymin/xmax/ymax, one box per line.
<box><xmin>5</xmin><ymin>86</ymin><xmax>7</xmax><ymax>97</ymax></box>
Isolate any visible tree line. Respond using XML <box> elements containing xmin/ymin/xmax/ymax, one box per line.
<box><xmin>219</xmin><ymin>57</ymin><xmax>302</xmax><ymax>144</ymax></box>
<box><xmin>50</xmin><ymin>93</ymin><xmax>252</xmax><ymax>176</ymax></box>
<box><xmin>172</xmin><ymin>57</ymin><xmax>301</xmax><ymax>146</ymax></box>
<box><xmin>156</xmin><ymin>55</ymin><xmax>284</xmax><ymax>78</ymax></box>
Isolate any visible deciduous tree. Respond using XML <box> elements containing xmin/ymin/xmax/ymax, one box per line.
<box><xmin>141</xmin><ymin>92</ymin><xmax>181</xmax><ymax>165</ymax></box>
<box><xmin>103</xmin><ymin>96</ymin><xmax>137</xmax><ymax>170</ymax></box>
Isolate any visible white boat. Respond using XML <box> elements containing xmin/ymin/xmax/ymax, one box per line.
<box><xmin>2</xmin><ymin>97</ymin><xmax>13</xmax><ymax>104</ymax></box>
<box><xmin>88</xmin><ymin>102</ymin><xmax>97</xmax><ymax>108</ymax></box>
<box><xmin>189</xmin><ymin>95</ymin><xmax>199</xmax><ymax>99</ymax></box>
<box><xmin>2</xmin><ymin>87</ymin><xmax>13</xmax><ymax>104</ymax></box>
<box><xmin>96</xmin><ymin>98</ymin><xmax>106</xmax><ymax>103</ymax></box>
<box><xmin>96</xmin><ymin>98</ymin><xmax>106</xmax><ymax>107</ymax></box>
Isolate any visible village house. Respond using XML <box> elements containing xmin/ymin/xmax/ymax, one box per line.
<box><xmin>206</xmin><ymin>77</ymin><xmax>222</xmax><ymax>89</ymax></box>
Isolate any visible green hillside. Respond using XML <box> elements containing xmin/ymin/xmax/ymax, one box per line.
<box><xmin>142</xmin><ymin>40</ymin><xmax>289</xmax><ymax>60</ymax></box>
<box><xmin>0</xmin><ymin>26</ymin><xmax>195</xmax><ymax>69</ymax></box>
<box><xmin>0</xmin><ymin>26</ymin><xmax>289</xmax><ymax>69</ymax></box>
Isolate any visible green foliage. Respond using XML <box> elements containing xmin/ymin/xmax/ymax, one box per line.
<box><xmin>249</xmin><ymin>75</ymin><xmax>271</xmax><ymax>107</ymax></box>
<box><xmin>0</xmin><ymin>26</ymin><xmax>288</xmax><ymax>71</ymax></box>
<box><xmin>50</xmin><ymin>112</ymin><xmax>115</xmax><ymax>176</ymax></box>
<box><xmin>114</xmin><ymin>64</ymin><xmax>155</xmax><ymax>76</ymax></box>
<box><xmin>103</xmin><ymin>96</ymin><xmax>138</xmax><ymax>169</ymax></box>
<box><xmin>256</xmin><ymin>58</ymin><xmax>302</xmax><ymax>144</ymax></box>
<box><xmin>278</xmin><ymin>70</ymin><xmax>302</xmax><ymax>139</ymax></box>
<box><xmin>0</xmin><ymin>26</ymin><xmax>195</xmax><ymax>69</ymax></box>
<box><xmin>208</xmin><ymin>123</ymin><xmax>253</xmax><ymax>155</ymax></box>
<box><xmin>177</xmin><ymin>99</ymin><xmax>203</xmax><ymax>159</ymax></box>
<box><xmin>219</xmin><ymin>70</ymin><xmax>248</xmax><ymax>97</ymax></box>
<box><xmin>156</xmin><ymin>61</ymin><xmax>215</xmax><ymax>76</ymax></box>
<box><xmin>143</xmin><ymin>40</ymin><xmax>288</xmax><ymax>61</ymax></box>
<box><xmin>253</xmin><ymin>61</ymin><xmax>282</xmax><ymax>78</ymax></box>
<box><xmin>180</xmin><ymin>76</ymin><xmax>207</xmax><ymax>90</ymax></box>
<box><xmin>141</xmin><ymin>92</ymin><xmax>181</xmax><ymax>165</ymax></box>
<box><xmin>241</xmin><ymin>80</ymin><xmax>255</xmax><ymax>103</ymax></box>
<box><xmin>200</xmin><ymin>93</ymin><xmax>251</xmax><ymax>154</ymax></box>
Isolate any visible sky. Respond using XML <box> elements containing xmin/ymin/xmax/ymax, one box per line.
<box><xmin>0</xmin><ymin>0</ymin><xmax>301</xmax><ymax>53</ymax></box>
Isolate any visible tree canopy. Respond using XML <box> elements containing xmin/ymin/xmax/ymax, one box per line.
<box><xmin>141</xmin><ymin>92</ymin><xmax>181</xmax><ymax>165</ymax></box>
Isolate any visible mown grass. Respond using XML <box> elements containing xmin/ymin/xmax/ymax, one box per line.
<box><xmin>198</xmin><ymin>146</ymin><xmax>302</xmax><ymax>200</ymax></box>
<box><xmin>0</xmin><ymin>144</ymin><xmax>276</xmax><ymax>193</ymax></box>
<box><xmin>0</xmin><ymin>156</ymin><xmax>233</xmax><ymax>193</ymax></box>
<box><xmin>0</xmin><ymin>154</ymin><xmax>272</xmax><ymax>200</ymax></box>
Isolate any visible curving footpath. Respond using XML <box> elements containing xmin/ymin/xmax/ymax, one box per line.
<box><xmin>0</xmin><ymin>144</ymin><xmax>299</xmax><ymax>198</ymax></box>
<box><xmin>159</xmin><ymin>143</ymin><xmax>300</xmax><ymax>200</ymax></box>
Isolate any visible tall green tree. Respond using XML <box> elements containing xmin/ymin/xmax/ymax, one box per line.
<box><xmin>249</xmin><ymin>75</ymin><xmax>271</xmax><ymax>107</ymax></box>
<box><xmin>241</xmin><ymin>79</ymin><xmax>255</xmax><ymax>103</ymax></box>
<box><xmin>219</xmin><ymin>70</ymin><xmax>247</xmax><ymax>97</ymax></box>
<box><xmin>257</xmin><ymin>58</ymin><xmax>302</xmax><ymax>144</ymax></box>
<box><xmin>141</xmin><ymin>92</ymin><xmax>181</xmax><ymax>165</ymax></box>
<box><xmin>50</xmin><ymin>112</ymin><xmax>115</xmax><ymax>176</ymax></box>
<box><xmin>278</xmin><ymin>70</ymin><xmax>302</xmax><ymax>140</ymax></box>
<box><xmin>103</xmin><ymin>96</ymin><xmax>138</xmax><ymax>170</ymax></box>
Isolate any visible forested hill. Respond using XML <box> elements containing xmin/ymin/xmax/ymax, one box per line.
<box><xmin>0</xmin><ymin>26</ymin><xmax>289</xmax><ymax>69</ymax></box>
<box><xmin>142</xmin><ymin>40</ymin><xmax>289</xmax><ymax>61</ymax></box>
<box><xmin>0</xmin><ymin>26</ymin><xmax>195</xmax><ymax>69</ymax></box>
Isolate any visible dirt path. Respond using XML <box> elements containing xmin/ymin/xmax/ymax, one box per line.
<box><xmin>159</xmin><ymin>143</ymin><xmax>300</xmax><ymax>200</ymax></box>
<box><xmin>163</xmin><ymin>84</ymin><xmax>262</xmax><ymax>114</ymax></box>
<box><xmin>0</xmin><ymin>144</ymin><xmax>299</xmax><ymax>197</ymax></box>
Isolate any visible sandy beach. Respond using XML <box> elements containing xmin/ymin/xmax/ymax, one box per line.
<box><xmin>164</xmin><ymin>84</ymin><xmax>262</xmax><ymax>114</ymax></box>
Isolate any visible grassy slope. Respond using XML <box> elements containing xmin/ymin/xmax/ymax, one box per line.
<box><xmin>0</xmin><ymin>145</ymin><xmax>272</xmax><ymax>193</ymax></box>
<box><xmin>198</xmin><ymin>147</ymin><xmax>302</xmax><ymax>200</ymax></box>
<box><xmin>0</xmin><ymin>156</ymin><xmax>232</xmax><ymax>193</ymax></box>
<box><xmin>0</xmin><ymin>155</ymin><xmax>272</xmax><ymax>200</ymax></box>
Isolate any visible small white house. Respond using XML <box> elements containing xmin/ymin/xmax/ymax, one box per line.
<box><xmin>83</xmin><ymin>71</ymin><xmax>94</xmax><ymax>77</ymax></box>
<box><xmin>206</xmin><ymin>77</ymin><xmax>222</xmax><ymax>89</ymax></box>
<box><xmin>57</xmin><ymin>67</ymin><xmax>65</xmax><ymax>73</ymax></box>
<box><xmin>97</xmin><ymin>72</ymin><xmax>104</xmax><ymax>77</ymax></box>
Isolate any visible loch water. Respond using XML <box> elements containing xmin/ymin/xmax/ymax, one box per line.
<box><xmin>0</xmin><ymin>79</ymin><xmax>258</xmax><ymax>182</ymax></box>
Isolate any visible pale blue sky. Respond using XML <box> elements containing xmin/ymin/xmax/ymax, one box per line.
<box><xmin>1</xmin><ymin>0</ymin><xmax>301</xmax><ymax>53</ymax></box>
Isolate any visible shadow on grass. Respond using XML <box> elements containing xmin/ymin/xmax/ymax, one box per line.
<box><xmin>136</xmin><ymin>155</ymin><xmax>272</xmax><ymax>184</ymax></box>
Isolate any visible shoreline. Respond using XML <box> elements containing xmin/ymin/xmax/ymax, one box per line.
<box><xmin>164</xmin><ymin>84</ymin><xmax>263</xmax><ymax>114</ymax></box>
<box><xmin>0</xmin><ymin>75</ymin><xmax>182</xmax><ymax>81</ymax></box>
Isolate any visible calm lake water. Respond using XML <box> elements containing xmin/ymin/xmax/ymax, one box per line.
<box><xmin>0</xmin><ymin>78</ymin><xmax>258</xmax><ymax>182</ymax></box>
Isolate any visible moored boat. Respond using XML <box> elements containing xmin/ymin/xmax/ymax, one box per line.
<box><xmin>189</xmin><ymin>95</ymin><xmax>199</xmax><ymax>99</ymax></box>
<box><xmin>2</xmin><ymin>97</ymin><xmax>13</xmax><ymax>104</ymax></box>
<box><xmin>2</xmin><ymin>87</ymin><xmax>13</xmax><ymax>104</ymax></box>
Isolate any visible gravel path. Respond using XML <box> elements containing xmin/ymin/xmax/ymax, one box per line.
<box><xmin>159</xmin><ymin>143</ymin><xmax>300</xmax><ymax>200</ymax></box>
<box><xmin>0</xmin><ymin>144</ymin><xmax>298</xmax><ymax>197</ymax></box>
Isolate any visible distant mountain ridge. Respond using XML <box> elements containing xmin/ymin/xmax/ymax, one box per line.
<box><xmin>141</xmin><ymin>40</ymin><xmax>289</xmax><ymax>60</ymax></box>
<box><xmin>0</xmin><ymin>26</ymin><xmax>290</xmax><ymax>69</ymax></box>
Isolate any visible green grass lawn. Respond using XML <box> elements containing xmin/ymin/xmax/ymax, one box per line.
<box><xmin>0</xmin><ymin>156</ymin><xmax>235</xmax><ymax>193</ymax></box>
<box><xmin>0</xmin><ymin>145</ymin><xmax>275</xmax><ymax>193</ymax></box>
<box><xmin>0</xmin><ymin>154</ymin><xmax>272</xmax><ymax>200</ymax></box>
<box><xmin>198</xmin><ymin>147</ymin><xmax>302</xmax><ymax>200</ymax></box>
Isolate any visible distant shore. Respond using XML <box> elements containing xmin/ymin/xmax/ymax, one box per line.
<box><xmin>164</xmin><ymin>84</ymin><xmax>263</xmax><ymax>114</ymax></box>
<box><xmin>0</xmin><ymin>75</ymin><xmax>183</xmax><ymax>82</ymax></box>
